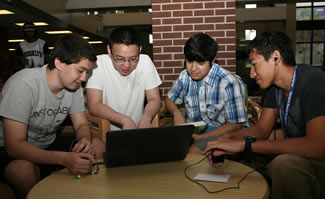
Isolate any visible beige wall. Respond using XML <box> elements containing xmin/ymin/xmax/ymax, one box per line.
<box><xmin>66</xmin><ymin>0</ymin><xmax>151</xmax><ymax>10</ymax></box>
<box><xmin>23</xmin><ymin>0</ymin><xmax>66</xmax><ymax>14</ymax></box>
<box><xmin>102</xmin><ymin>12</ymin><xmax>152</xmax><ymax>26</ymax></box>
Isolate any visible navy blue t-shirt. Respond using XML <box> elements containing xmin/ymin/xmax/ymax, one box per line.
<box><xmin>263</xmin><ymin>64</ymin><xmax>325</xmax><ymax>138</ymax></box>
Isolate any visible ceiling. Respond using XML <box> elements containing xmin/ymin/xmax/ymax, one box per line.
<box><xmin>0</xmin><ymin>0</ymin><xmax>108</xmax><ymax>50</ymax></box>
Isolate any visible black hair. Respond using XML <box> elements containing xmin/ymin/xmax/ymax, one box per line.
<box><xmin>184</xmin><ymin>33</ymin><xmax>218</xmax><ymax>65</ymax></box>
<box><xmin>48</xmin><ymin>34</ymin><xmax>97</xmax><ymax>70</ymax></box>
<box><xmin>108</xmin><ymin>27</ymin><xmax>141</xmax><ymax>49</ymax></box>
<box><xmin>247</xmin><ymin>31</ymin><xmax>296</xmax><ymax>66</ymax></box>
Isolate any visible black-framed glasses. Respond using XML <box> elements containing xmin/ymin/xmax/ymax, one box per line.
<box><xmin>111</xmin><ymin>52</ymin><xmax>139</xmax><ymax>65</ymax></box>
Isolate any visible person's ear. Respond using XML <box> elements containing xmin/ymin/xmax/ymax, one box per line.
<box><xmin>139</xmin><ymin>45</ymin><xmax>142</xmax><ymax>54</ymax></box>
<box><xmin>272</xmin><ymin>50</ymin><xmax>281</xmax><ymax>64</ymax></box>
<box><xmin>54</xmin><ymin>58</ymin><xmax>63</xmax><ymax>71</ymax></box>
<box><xmin>211</xmin><ymin>56</ymin><xmax>217</xmax><ymax>67</ymax></box>
<box><xmin>107</xmin><ymin>44</ymin><xmax>112</xmax><ymax>56</ymax></box>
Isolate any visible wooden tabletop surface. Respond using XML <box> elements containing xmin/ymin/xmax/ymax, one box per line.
<box><xmin>27</xmin><ymin>154</ymin><xmax>269</xmax><ymax>199</ymax></box>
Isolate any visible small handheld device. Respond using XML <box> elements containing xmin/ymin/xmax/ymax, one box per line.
<box><xmin>89</xmin><ymin>158</ymin><xmax>99</xmax><ymax>175</ymax></box>
<box><xmin>211</xmin><ymin>154</ymin><xmax>224</xmax><ymax>163</ymax></box>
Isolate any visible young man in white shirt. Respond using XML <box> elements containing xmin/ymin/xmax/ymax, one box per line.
<box><xmin>86</xmin><ymin>27</ymin><xmax>162</xmax><ymax>130</ymax></box>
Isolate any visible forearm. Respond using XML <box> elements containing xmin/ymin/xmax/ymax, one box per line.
<box><xmin>88</xmin><ymin>102</ymin><xmax>130</xmax><ymax>125</ymax></box>
<box><xmin>226</xmin><ymin>123</ymin><xmax>271</xmax><ymax>140</ymax></box>
<box><xmin>142</xmin><ymin>98</ymin><xmax>161</xmax><ymax>121</ymax></box>
<box><xmin>201</xmin><ymin>123</ymin><xmax>242</xmax><ymax>139</ymax></box>
<box><xmin>75</xmin><ymin>123</ymin><xmax>92</xmax><ymax>141</ymax></box>
<box><xmin>165</xmin><ymin>97</ymin><xmax>186</xmax><ymax>124</ymax></box>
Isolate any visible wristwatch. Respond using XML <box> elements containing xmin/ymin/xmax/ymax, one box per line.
<box><xmin>244</xmin><ymin>136</ymin><xmax>256</xmax><ymax>152</ymax></box>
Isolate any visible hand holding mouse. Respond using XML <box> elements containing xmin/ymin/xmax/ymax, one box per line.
<box><xmin>212</xmin><ymin>153</ymin><xmax>224</xmax><ymax>164</ymax></box>
<box><xmin>206</xmin><ymin>149</ymin><xmax>225</xmax><ymax>168</ymax></box>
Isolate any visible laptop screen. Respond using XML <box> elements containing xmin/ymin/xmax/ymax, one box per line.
<box><xmin>105</xmin><ymin>125</ymin><xmax>194</xmax><ymax>167</ymax></box>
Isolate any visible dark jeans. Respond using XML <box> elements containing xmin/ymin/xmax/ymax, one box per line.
<box><xmin>0</xmin><ymin>133</ymin><xmax>76</xmax><ymax>182</ymax></box>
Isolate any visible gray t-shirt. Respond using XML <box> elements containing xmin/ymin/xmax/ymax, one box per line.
<box><xmin>0</xmin><ymin>66</ymin><xmax>85</xmax><ymax>149</ymax></box>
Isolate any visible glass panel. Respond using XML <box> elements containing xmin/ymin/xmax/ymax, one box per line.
<box><xmin>245</xmin><ymin>29</ymin><xmax>256</xmax><ymax>40</ymax></box>
<box><xmin>296</xmin><ymin>43</ymin><xmax>311</xmax><ymax>64</ymax></box>
<box><xmin>296</xmin><ymin>8</ymin><xmax>312</xmax><ymax>21</ymax></box>
<box><xmin>314</xmin><ymin>2</ymin><xmax>325</xmax><ymax>6</ymax></box>
<box><xmin>312</xmin><ymin>43</ymin><xmax>324</xmax><ymax>66</ymax></box>
<box><xmin>314</xmin><ymin>7</ymin><xmax>325</xmax><ymax>20</ymax></box>
<box><xmin>296</xmin><ymin>2</ymin><xmax>312</xmax><ymax>7</ymax></box>
<box><xmin>296</xmin><ymin>30</ymin><xmax>312</xmax><ymax>42</ymax></box>
<box><xmin>313</xmin><ymin>30</ymin><xmax>325</xmax><ymax>42</ymax></box>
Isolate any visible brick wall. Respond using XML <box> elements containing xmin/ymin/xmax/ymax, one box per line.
<box><xmin>152</xmin><ymin>0</ymin><xmax>236</xmax><ymax>98</ymax></box>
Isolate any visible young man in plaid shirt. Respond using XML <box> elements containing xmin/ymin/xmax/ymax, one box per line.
<box><xmin>165</xmin><ymin>33</ymin><xmax>248</xmax><ymax>154</ymax></box>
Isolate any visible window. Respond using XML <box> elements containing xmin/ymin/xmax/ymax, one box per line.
<box><xmin>245</xmin><ymin>29</ymin><xmax>256</xmax><ymax>40</ymax></box>
<box><xmin>296</xmin><ymin>2</ymin><xmax>325</xmax><ymax>69</ymax></box>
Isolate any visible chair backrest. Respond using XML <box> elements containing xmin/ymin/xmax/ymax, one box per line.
<box><xmin>247</xmin><ymin>98</ymin><xmax>262</xmax><ymax>125</ymax></box>
<box><xmin>87</xmin><ymin>113</ymin><xmax>110</xmax><ymax>143</ymax></box>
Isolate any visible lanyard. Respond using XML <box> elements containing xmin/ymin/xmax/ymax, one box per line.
<box><xmin>196</xmin><ymin>81</ymin><xmax>203</xmax><ymax>121</ymax></box>
<box><xmin>278</xmin><ymin>66</ymin><xmax>297</xmax><ymax>138</ymax></box>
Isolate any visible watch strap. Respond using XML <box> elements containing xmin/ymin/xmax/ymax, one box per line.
<box><xmin>244</xmin><ymin>136</ymin><xmax>256</xmax><ymax>152</ymax></box>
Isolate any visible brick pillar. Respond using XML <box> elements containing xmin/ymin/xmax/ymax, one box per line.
<box><xmin>152</xmin><ymin>0</ymin><xmax>236</xmax><ymax>97</ymax></box>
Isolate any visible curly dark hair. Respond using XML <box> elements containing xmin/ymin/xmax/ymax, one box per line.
<box><xmin>48</xmin><ymin>34</ymin><xmax>97</xmax><ymax>70</ymax></box>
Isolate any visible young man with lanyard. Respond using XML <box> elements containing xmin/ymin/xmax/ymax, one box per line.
<box><xmin>204</xmin><ymin>31</ymin><xmax>325</xmax><ymax>199</ymax></box>
<box><xmin>0</xmin><ymin>34</ymin><xmax>105</xmax><ymax>199</ymax></box>
<box><xmin>86</xmin><ymin>27</ymin><xmax>161</xmax><ymax>131</ymax></box>
<box><xmin>165</xmin><ymin>33</ymin><xmax>248</xmax><ymax>154</ymax></box>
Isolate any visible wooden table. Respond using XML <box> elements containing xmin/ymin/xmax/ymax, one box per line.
<box><xmin>27</xmin><ymin>154</ymin><xmax>269</xmax><ymax>199</ymax></box>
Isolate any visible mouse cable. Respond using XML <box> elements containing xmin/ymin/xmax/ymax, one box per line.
<box><xmin>184</xmin><ymin>155</ymin><xmax>257</xmax><ymax>194</ymax></box>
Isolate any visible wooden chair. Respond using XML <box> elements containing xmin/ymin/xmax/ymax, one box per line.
<box><xmin>86</xmin><ymin>113</ymin><xmax>110</xmax><ymax>143</ymax></box>
<box><xmin>62</xmin><ymin>111</ymin><xmax>163</xmax><ymax>144</ymax></box>
<box><xmin>247</xmin><ymin>97</ymin><xmax>283</xmax><ymax>140</ymax></box>
<box><xmin>152</xmin><ymin>106</ymin><xmax>173</xmax><ymax>127</ymax></box>
<box><xmin>61</xmin><ymin>113</ymin><xmax>109</xmax><ymax>143</ymax></box>
<box><xmin>247</xmin><ymin>97</ymin><xmax>263</xmax><ymax>125</ymax></box>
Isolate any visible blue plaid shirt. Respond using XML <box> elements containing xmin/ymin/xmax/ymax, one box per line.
<box><xmin>168</xmin><ymin>63</ymin><xmax>249</xmax><ymax>128</ymax></box>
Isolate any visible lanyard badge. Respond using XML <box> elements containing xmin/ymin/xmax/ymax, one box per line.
<box><xmin>278</xmin><ymin>66</ymin><xmax>297</xmax><ymax>138</ymax></box>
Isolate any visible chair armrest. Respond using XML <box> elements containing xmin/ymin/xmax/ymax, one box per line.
<box><xmin>86</xmin><ymin>113</ymin><xmax>110</xmax><ymax>143</ymax></box>
<box><xmin>247</xmin><ymin>98</ymin><xmax>262</xmax><ymax>120</ymax></box>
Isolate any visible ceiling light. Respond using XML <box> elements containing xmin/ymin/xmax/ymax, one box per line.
<box><xmin>296</xmin><ymin>2</ymin><xmax>312</xmax><ymax>7</ymax></box>
<box><xmin>49</xmin><ymin>47</ymin><xmax>54</xmax><ymax>50</ymax></box>
<box><xmin>149</xmin><ymin>34</ymin><xmax>153</xmax><ymax>44</ymax></box>
<box><xmin>245</xmin><ymin>4</ymin><xmax>256</xmax><ymax>9</ymax></box>
<box><xmin>9</xmin><ymin>48</ymin><xmax>16</xmax><ymax>51</ymax></box>
<box><xmin>45</xmin><ymin>30</ymin><xmax>72</xmax><ymax>34</ymax></box>
<box><xmin>0</xmin><ymin>10</ymin><xmax>14</xmax><ymax>15</ymax></box>
<box><xmin>16</xmin><ymin>22</ymin><xmax>49</xmax><ymax>26</ymax></box>
<box><xmin>314</xmin><ymin>2</ymin><xmax>325</xmax><ymax>6</ymax></box>
<box><xmin>83</xmin><ymin>36</ymin><xmax>90</xmax><ymax>40</ymax></box>
<box><xmin>88</xmin><ymin>41</ymin><xmax>103</xmax><ymax>44</ymax></box>
<box><xmin>9</xmin><ymin>39</ymin><xmax>24</xmax><ymax>42</ymax></box>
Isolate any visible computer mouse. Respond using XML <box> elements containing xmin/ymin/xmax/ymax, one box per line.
<box><xmin>211</xmin><ymin>154</ymin><xmax>224</xmax><ymax>163</ymax></box>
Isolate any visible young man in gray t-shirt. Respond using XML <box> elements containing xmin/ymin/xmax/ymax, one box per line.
<box><xmin>0</xmin><ymin>34</ymin><xmax>105</xmax><ymax>199</ymax></box>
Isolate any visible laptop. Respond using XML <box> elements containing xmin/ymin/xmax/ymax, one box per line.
<box><xmin>105</xmin><ymin>125</ymin><xmax>194</xmax><ymax>167</ymax></box>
